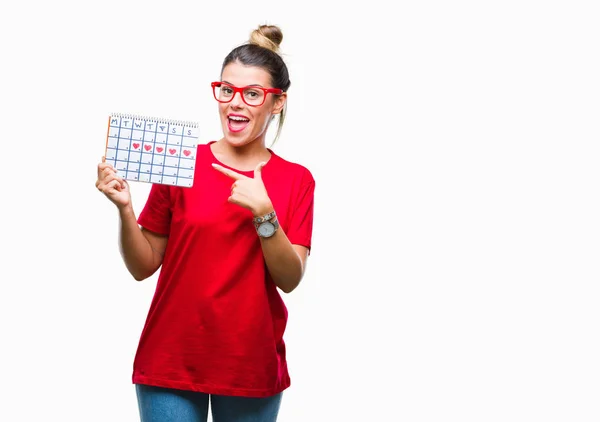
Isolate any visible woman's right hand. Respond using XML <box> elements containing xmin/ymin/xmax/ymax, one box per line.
<box><xmin>96</xmin><ymin>156</ymin><xmax>131</xmax><ymax>209</ymax></box>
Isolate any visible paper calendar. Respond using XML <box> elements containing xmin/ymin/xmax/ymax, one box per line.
<box><xmin>105</xmin><ymin>113</ymin><xmax>199</xmax><ymax>188</ymax></box>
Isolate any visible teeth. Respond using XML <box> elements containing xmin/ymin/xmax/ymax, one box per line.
<box><xmin>229</xmin><ymin>116</ymin><xmax>249</xmax><ymax>122</ymax></box>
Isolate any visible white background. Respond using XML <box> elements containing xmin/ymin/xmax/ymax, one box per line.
<box><xmin>1</xmin><ymin>1</ymin><xmax>599</xmax><ymax>421</ymax></box>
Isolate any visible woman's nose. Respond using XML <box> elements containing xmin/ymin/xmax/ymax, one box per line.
<box><xmin>230</xmin><ymin>91</ymin><xmax>244</xmax><ymax>107</ymax></box>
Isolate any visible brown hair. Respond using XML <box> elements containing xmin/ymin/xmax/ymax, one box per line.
<box><xmin>221</xmin><ymin>25</ymin><xmax>291</xmax><ymax>145</ymax></box>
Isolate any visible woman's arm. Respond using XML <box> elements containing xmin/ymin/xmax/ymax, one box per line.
<box><xmin>118</xmin><ymin>206</ymin><xmax>168</xmax><ymax>281</ymax></box>
<box><xmin>211</xmin><ymin>161</ymin><xmax>312</xmax><ymax>293</ymax></box>
<box><xmin>258</xmin><ymin>222</ymin><xmax>309</xmax><ymax>293</ymax></box>
<box><xmin>96</xmin><ymin>157</ymin><xmax>168</xmax><ymax>281</ymax></box>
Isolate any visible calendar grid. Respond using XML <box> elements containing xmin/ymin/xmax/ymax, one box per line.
<box><xmin>115</xmin><ymin>117</ymin><xmax>123</xmax><ymax>169</ymax></box>
<box><xmin>146</xmin><ymin>120</ymin><xmax>159</xmax><ymax>182</ymax></box>
<box><xmin>164</xmin><ymin>123</ymin><xmax>171</xmax><ymax>183</ymax></box>
<box><xmin>176</xmin><ymin>127</ymin><xmax>184</xmax><ymax>185</ymax></box>
<box><xmin>135</xmin><ymin>121</ymin><xmax>143</xmax><ymax>181</ymax></box>
<box><xmin>125</xmin><ymin>119</ymin><xmax>136</xmax><ymax>179</ymax></box>
<box><xmin>105</xmin><ymin>114</ymin><xmax>199</xmax><ymax>188</ymax></box>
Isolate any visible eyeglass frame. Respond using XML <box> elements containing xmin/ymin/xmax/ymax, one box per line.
<box><xmin>211</xmin><ymin>81</ymin><xmax>284</xmax><ymax>107</ymax></box>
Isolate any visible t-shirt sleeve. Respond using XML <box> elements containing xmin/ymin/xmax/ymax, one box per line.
<box><xmin>137</xmin><ymin>184</ymin><xmax>172</xmax><ymax>236</ymax></box>
<box><xmin>286</xmin><ymin>170</ymin><xmax>315</xmax><ymax>252</ymax></box>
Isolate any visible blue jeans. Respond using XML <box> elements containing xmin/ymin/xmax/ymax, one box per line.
<box><xmin>135</xmin><ymin>384</ymin><xmax>282</xmax><ymax>422</ymax></box>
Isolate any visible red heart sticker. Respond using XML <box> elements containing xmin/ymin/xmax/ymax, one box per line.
<box><xmin>133</xmin><ymin>143</ymin><xmax>140</xmax><ymax>149</ymax></box>
<box><xmin>156</xmin><ymin>147</ymin><xmax>164</xmax><ymax>153</ymax></box>
<box><xmin>144</xmin><ymin>145</ymin><xmax>152</xmax><ymax>151</ymax></box>
<box><xmin>169</xmin><ymin>149</ymin><xmax>176</xmax><ymax>155</ymax></box>
<box><xmin>183</xmin><ymin>150</ymin><xmax>191</xmax><ymax>156</ymax></box>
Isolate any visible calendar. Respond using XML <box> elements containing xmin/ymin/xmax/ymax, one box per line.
<box><xmin>105</xmin><ymin>113</ymin><xmax>199</xmax><ymax>188</ymax></box>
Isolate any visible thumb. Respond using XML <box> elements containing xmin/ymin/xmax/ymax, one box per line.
<box><xmin>254</xmin><ymin>161</ymin><xmax>266</xmax><ymax>180</ymax></box>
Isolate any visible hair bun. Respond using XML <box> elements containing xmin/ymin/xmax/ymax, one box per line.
<box><xmin>249</xmin><ymin>25</ymin><xmax>283</xmax><ymax>53</ymax></box>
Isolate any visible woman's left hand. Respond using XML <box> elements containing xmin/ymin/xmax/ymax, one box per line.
<box><xmin>212</xmin><ymin>162</ymin><xmax>274</xmax><ymax>217</ymax></box>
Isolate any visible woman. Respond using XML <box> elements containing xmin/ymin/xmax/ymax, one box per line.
<box><xmin>95</xmin><ymin>24</ymin><xmax>315</xmax><ymax>422</ymax></box>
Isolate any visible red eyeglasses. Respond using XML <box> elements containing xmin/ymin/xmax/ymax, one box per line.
<box><xmin>211</xmin><ymin>82</ymin><xmax>283</xmax><ymax>107</ymax></box>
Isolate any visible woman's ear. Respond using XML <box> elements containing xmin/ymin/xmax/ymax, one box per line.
<box><xmin>272</xmin><ymin>93</ymin><xmax>287</xmax><ymax>115</ymax></box>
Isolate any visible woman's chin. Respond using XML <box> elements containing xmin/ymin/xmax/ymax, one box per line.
<box><xmin>223</xmin><ymin>133</ymin><xmax>252</xmax><ymax>147</ymax></box>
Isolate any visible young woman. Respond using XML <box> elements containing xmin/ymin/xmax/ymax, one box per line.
<box><xmin>95</xmin><ymin>25</ymin><xmax>315</xmax><ymax>422</ymax></box>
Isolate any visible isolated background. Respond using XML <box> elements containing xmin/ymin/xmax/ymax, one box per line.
<box><xmin>1</xmin><ymin>0</ymin><xmax>599</xmax><ymax>421</ymax></box>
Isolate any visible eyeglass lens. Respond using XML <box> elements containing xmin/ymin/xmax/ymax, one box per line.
<box><xmin>215</xmin><ymin>84</ymin><xmax>265</xmax><ymax>106</ymax></box>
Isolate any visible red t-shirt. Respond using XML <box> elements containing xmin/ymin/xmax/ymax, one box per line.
<box><xmin>132</xmin><ymin>141</ymin><xmax>315</xmax><ymax>397</ymax></box>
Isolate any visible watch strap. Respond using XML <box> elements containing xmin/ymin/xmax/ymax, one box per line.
<box><xmin>253</xmin><ymin>210</ymin><xmax>276</xmax><ymax>224</ymax></box>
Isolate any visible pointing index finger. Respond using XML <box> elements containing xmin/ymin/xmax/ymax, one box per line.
<box><xmin>254</xmin><ymin>161</ymin><xmax>266</xmax><ymax>180</ymax></box>
<box><xmin>211</xmin><ymin>163</ymin><xmax>246</xmax><ymax>181</ymax></box>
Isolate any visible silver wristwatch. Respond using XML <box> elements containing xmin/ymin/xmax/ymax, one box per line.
<box><xmin>253</xmin><ymin>210</ymin><xmax>279</xmax><ymax>238</ymax></box>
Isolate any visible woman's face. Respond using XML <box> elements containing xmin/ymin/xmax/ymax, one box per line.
<box><xmin>217</xmin><ymin>61</ymin><xmax>286</xmax><ymax>148</ymax></box>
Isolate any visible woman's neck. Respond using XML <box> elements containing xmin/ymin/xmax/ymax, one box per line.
<box><xmin>211</xmin><ymin>139</ymin><xmax>272</xmax><ymax>172</ymax></box>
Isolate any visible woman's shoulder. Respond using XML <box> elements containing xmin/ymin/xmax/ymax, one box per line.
<box><xmin>270</xmin><ymin>150</ymin><xmax>314</xmax><ymax>185</ymax></box>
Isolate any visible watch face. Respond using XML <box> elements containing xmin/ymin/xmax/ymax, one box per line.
<box><xmin>258</xmin><ymin>222</ymin><xmax>275</xmax><ymax>237</ymax></box>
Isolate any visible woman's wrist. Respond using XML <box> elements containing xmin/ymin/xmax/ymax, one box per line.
<box><xmin>252</xmin><ymin>200</ymin><xmax>274</xmax><ymax>218</ymax></box>
<box><xmin>118</xmin><ymin>203</ymin><xmax>135</xmax><ymax>218</ymax></box>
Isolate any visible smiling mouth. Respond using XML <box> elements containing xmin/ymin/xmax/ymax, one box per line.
<box><xmin>228</xmin><ymin>116</ymin><xmax>250</xmax><ymax>132</ymax></box>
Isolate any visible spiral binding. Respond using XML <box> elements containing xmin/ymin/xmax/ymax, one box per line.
<box><xmin>110</xmin><ymin>112</ymin><xmax>199</xmax><ymax>128</ymax></box>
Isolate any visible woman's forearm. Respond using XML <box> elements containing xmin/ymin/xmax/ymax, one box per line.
<box><xmin>118</xmin><ymin>206</ymin><xmax>162</xmax><ymax>281</ymax></box>
<box><xmin>259</xmin><ymin>225</ymin><xmax>304</xmax><ymax>293</ymax></box>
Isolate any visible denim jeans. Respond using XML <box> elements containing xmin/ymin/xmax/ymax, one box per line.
<box><xmin>135</xmin><ymin>384</ymin><xmax>282</xmax><ymax>422</ymax></box>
